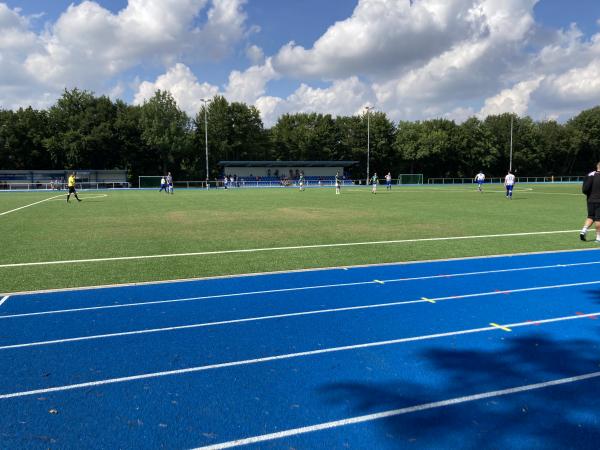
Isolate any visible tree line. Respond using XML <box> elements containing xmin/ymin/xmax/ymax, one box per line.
<box><xmin>1</xmin><ymin>88</ymin><xmax>600</xmax><ymax>181</ymax></box>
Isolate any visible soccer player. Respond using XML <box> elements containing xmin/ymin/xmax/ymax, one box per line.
<box><xmin>166</xmin><ymin>172</ymin><xmax>173</xmax><ymax>194</ymax></box>
<box><xmin>335</xmin><ymin>172</ymin><xmax>341</xmax><ymax>195</ymax></box>
<box><xmin>475</xmin><ymin>171</ymin><xmax>485</xmax><ymax>192</ymax></box>
<box><xmin>159</xmin><ymin>176</ymin><xmax>167</xmax><ymax>193</ymax></box>
<box><xmin>385</xmin><ymin>172</ymin><xmax>392</xmax><ymax>190</ymax></box>
<box><xmin>371</xmin><ymin>173</ymin><xmax>378</xmax><ymax>194</ymax></box>
<box><xmin>66</xmin><ymin>172</ymin><xmax>81</xmax><ymax>203</ymax></box>
<box><xmin>504</xmin><ymin>171</ymin><xmax>515</xmax><ymax>199</ymax></box>
<box><xmin>299</xmin><ymin>172</ymin><xmax>305</xmax><ymax>191</ymax></box>
<box><xmin>580</xmin><ymin>162</ymin><xmax>600</xmax><ymax>242</ymax></box>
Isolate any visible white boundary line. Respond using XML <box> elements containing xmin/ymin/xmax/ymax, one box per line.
<box><xmin>47</xmin><ymin>193</ymin><xmax>108</xmax><ymax>201</ymax></box>
<box><xmin>0</xmin><ymin>194</ymin><xmax>64</xmax><ymax>217</ymax></box>
<box><xmin>2</xmin><ymin>279</ymin><xmax>599</xmax><ymax>350</ymax></box>
<box><xmin>193</xmin><ymin>370</ymin><xmax>600</xmax><ymax>449</ymax></box>
<box><xmin>0</xmin><ymin>296</ymin><xmax>8</xmax><ymax>307</ymax></box>
<box><xmin>4</xmin><ymin>247</ymin><xmax>598</xmax><ymax>297</ymax></box>
<box><xmin>0</xmin><ymin>229</ymin><xmax>583</xmax><ymax>269</ymax></box>
<box><xmin>0</xmin><ymin>311</ymin><xmax>598</xmax><ymax>400</ymax></box>
<box><xmin>2</xmin><ymin>261</ymin><xmax>600</xmax><ymax>320</ymax></box>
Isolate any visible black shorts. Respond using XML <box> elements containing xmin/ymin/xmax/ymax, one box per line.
<box><xmin>68</xmin><ymin>186</ymin><xmax>76</xmax><ymax>194</ymax></box>
<box><xmin>587</xmin><ymin>202</ymin><xmax>600</xmax><ymax>220</ymax></box>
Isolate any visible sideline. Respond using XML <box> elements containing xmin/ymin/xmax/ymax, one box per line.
<box><xmin>0</xmin><ymin>229</ymin><xmax>582</xmax><ymax>269</ymax></box>
<box><xmin>0</xmin><ymin>194</ymin><xmax>64</xmax><ymax>217</ymax></box>
<box><xmin>2</xmin><ymin>264</ymin><xmax>600</xmax><ymax>320</ymax></box>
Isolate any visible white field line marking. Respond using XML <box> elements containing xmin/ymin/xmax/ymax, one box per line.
<box><xmin>0</xmin><ymin>311</ymin><xmax>598</xmax><ymax>400</ymax></box>
<box><xmin>5</xmin><ymin>247</ymin><xmax>599</xmax><ymax>297</ymax></box>
<box><xmin>0</xmin><ymin>194</ymin><xmax>64</xmax><ymax>217</ymax></box>
<box><xmin>3</xmin><ymin>279</ymin><xmax>600</xmax><ymax>350</ymax></box>
<box><xmin>3</xmin><ymin>262</ymin><xmax>600</xmax><ymax>321</ymax></box>
<box><xmin>48</xmin><ymin>194</ymin><xmax>108</xmax><ymax>201</ymax></box>
<box><xmin>193</xmin><ymin>371</ymin><xmax>600</xmax><ymax>450</ymax></box>
<box><xmin>0</xmin><ymin>296</ymin><xmax>8</xmax><ymax>307</ymax></box>
<box><xmin>0</xmin><ymin>229</ymin><xmax>582</xmax><ymax>269</ymax></box>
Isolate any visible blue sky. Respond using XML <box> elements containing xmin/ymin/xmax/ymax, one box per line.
<box><xmin>1</xmin><ymin>0</ymin><xmax>600</xmax><ymax>125</ymax></box>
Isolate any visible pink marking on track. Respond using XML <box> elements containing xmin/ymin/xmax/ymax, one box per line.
<box><xmin>575</xmin><ymin>312</ymin><xmax>598</xmax><ymax>320</ymax></box>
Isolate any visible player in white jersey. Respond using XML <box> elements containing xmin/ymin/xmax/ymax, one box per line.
<box><xmin>474</xmin><ymin>171</ymin><xmax>485</xmax><ymax>192</ymax></box>
<box><xmin>385</xmin><ymin>172</ymin><xmax>392</xmax><ymax>190</ymax></box>
<box><xmin>166</xmin><ymin>172</ymin><xmax>173</xmax><ymax>194</ymax></box>
<box><xmin>504</xmin><ymin>171</ymin><xmax>515</xmax><ymax>199</ymax></box>
<box><xmin>299</xmin><ymin>172</ymin><xmax>305</xmax><ymax>191</ymax></box>
<box><xmin>335</xmin><ymin>172</ymin><xmax>341</xmax><ymax>195</ymax></box>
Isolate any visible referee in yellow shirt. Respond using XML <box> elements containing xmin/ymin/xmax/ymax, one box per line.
<box><xmin>66</xmin><ymin>172</ymin><xmax>82</xmax><ymax>203</ymax></box>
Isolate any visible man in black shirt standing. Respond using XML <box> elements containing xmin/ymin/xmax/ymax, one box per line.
<box><xmin>580</xmin><ymin>162</ymin><xmax>600</xmax><ymax>242</ymax></box>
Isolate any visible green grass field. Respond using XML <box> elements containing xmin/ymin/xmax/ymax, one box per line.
<box><xmin>0</xmin><ymin>183</ymin><xmax>594</xmax><ymax>293</ymax></box>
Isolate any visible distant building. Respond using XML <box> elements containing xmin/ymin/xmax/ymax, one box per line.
<box><xmin>218</xmin><ymin>161</ymin><xmax>356</xmax><ymax>179</ymax></box>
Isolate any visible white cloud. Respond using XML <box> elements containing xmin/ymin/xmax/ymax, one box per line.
<box><xmin>225</xmin><ymin>58</ymin><xmax>278</xmax><ymax>104</ymax></box>
<box><xmin>255</xmin><ymin>77</ymin><xmax>375</xmax><ymax>126</ymax></box>
<box><xmin>133</xmin><ymin>63</ymin><xmax>219</xmax><ymax>116</ymax></box>
<box><xmin>0</xmin><ymin>0</ymin><xmax>251</xmax><ymax>110</ymax></box>
<box><xmin>478</xmin><ymin>77</ymin><xmax>543</xmax><ymax>117</ymax></box>
<box><xmin>245</xmin><ymin>44</ymin><xmax>264</xmax><ymax>65</ymax></box>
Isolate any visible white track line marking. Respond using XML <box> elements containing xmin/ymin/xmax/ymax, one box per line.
<box><xmin>0</xmin><ymin>229</ymin><xmax>582</xmax><ymax>269</ymax></box>
<box><xmin>3</xmin><ymin>279</ymin><xmax>599</xmax><ymax>350</ymax></box>
<box><xmin>0</xmin><ymin>296</ymin><xmax>8</xmax><ymax>307</ymax></box>
<box><xmin>193</xmin><ymin>370</ymin><xmax>600</xmax><ymax>449</ymax></box>
<box><xmin>3</xmin><ymin>262</ymin><xmax>600</xmax><ymax>321</ymax></box>
<box><xmin>0</xmin><ymin>194</ymin><xmax>64</xmax><ymax>217</ymax></box>
<box><xmin>0</xmin><ymin>311</ymin><xmax>598</xmax><ymax>400</ymax></box>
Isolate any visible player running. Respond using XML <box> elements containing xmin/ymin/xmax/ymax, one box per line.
<box><xmin>335</xmin><ymin>172</ymin><xmax>341</xmax><ymax>195</ymax></box>
<box><xmin>371</xmin><ymin>173</ymin><xmax>378</xmax><ymax>194</ymax></box>
<box><xmin>504</xmin><ymin>171</ymin><xmax>515</xmax><ymax>199</ymax></box>
<box><xmin>66</xmin><ymin>172</ymin><xmax>82</xmax><ymax>203</ymax></box>
<box><xmin>159</xmin><ymin>176</ymin><xmax>167</xmax><ymax>193</ymax></box>
<box><xmin>385</xmin><ymin>172</ymin><xmax>392</xmax><ymax>190</ymax></box>
<box><xmin>475</xmin><ymin>171</ymin><xmax>485</xmax><ymax>192</ymax></box>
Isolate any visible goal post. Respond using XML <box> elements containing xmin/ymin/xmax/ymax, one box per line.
<box><xmin>397</xmin><ymin>174</ymin><xmax>423</xmax><ymax>184</ymax></box>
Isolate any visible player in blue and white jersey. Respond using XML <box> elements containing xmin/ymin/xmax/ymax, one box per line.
<box><xmin>504</xmin><ymin>171</ymin><xmax>515</xmax><ymax>199</ymax></box>
<box><xmin>335</xmin><ymin>172</ymin><xmax>341</xmax><ymax>195</ymax></box>
<box><xmin>474</xmin><ymin>171</ymin><xmax>485</xmax><ymax>192</ymax></box>
<box><xmin>166</xmin><ymin>172</ymin><xmax>173</xmax><ymax>194</ymax></box>
<box><xmin>299</xmin><ymin>172</ymin><xmax>305</xmax><ymax>191</ymax></box>
<box><xmin>385</xmin><ymin>172</ymin><xmax>392</xmax><ymax>190</ymax></box>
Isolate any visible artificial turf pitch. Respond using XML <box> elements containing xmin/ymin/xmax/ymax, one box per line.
<box><xmin>0</xmin><ymin>183</ymin><xmax>593</xmax><ymax>294</ymax></box>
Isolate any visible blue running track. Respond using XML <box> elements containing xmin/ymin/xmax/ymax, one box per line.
<box><xmin>2</xmin><ymin>249</ymin><xmax>600</xmax><ymax>449</ymax></box>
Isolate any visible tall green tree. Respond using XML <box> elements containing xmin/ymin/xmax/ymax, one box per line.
<box><xmin>139</xmin><ymin>90</ymin><xmax>190</xmax><ymax>174</ymax></box>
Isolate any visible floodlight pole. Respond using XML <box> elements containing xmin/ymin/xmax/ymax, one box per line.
<box><xmin>509</xmin><ymin>115</ymin><xmax>513</xmax><ymax>173</ymax></box>
<box><xmin>365</xmin><ymin>106</ymin><xmax>375</xmax><ymax>183</ymax></box>
<box><xmin>201</xmin><ymin>98</ymin><xmax>211</xmax><ymax>189</ymax></box>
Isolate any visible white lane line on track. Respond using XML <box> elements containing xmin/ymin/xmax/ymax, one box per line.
<box><xmin>0</xmin><ymin>229</ymin><xmax>582</xmax><ymax>269</ymax></box>
<box><xmin>193</xmin><ymin>370</ymin><xmax>600</xmax><ymax>449</ymax></box>
<box><xmin>2</xmin><ymin>279</ymin><xmax>600</xmax><ymax>350</ymax></box>
<box><xmin>0</xmin><ymin>194</ymin><xmax>64</xmax><ymax>217</ymax></box>
<box><xmin>2</xmin><ymin>260</ymin><xmax>600</xmax><ymax>320</ymax></box>
<box><xmin>0</xmin><ymin>296</ymin><xmax>8</xmax><ymax>307</ymax></box>
<box><xmin>0</xmin><ymin>311</ymin><xmax>598</xmax><ymax>400</ymax></box>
